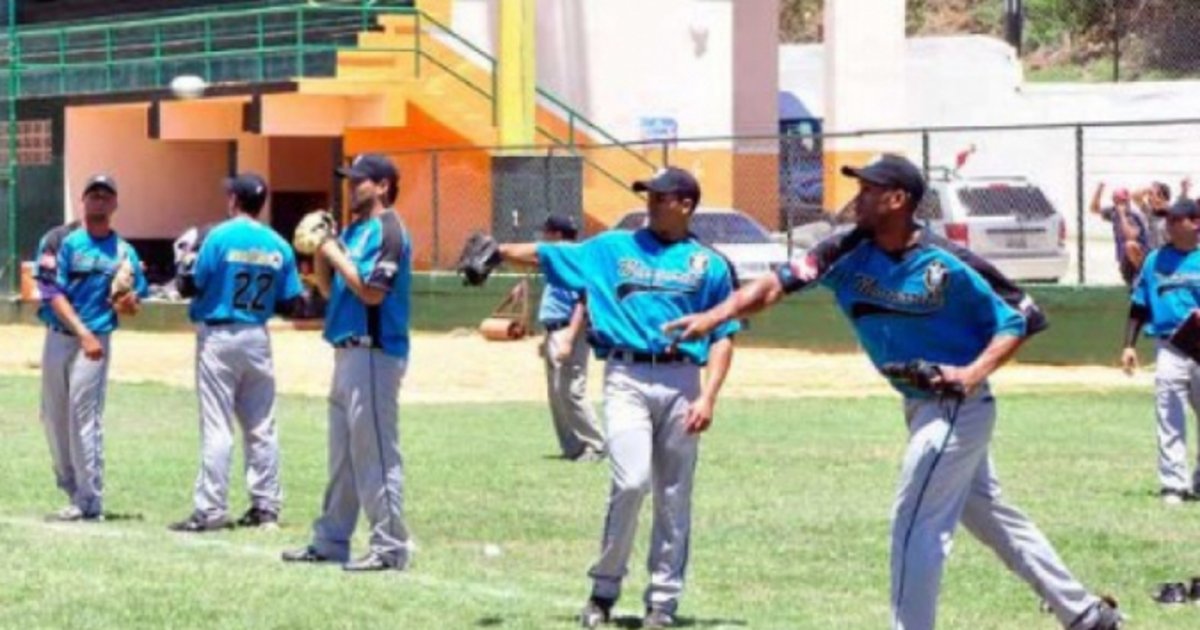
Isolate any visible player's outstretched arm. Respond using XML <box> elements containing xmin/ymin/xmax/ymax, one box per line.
<box><xmin>664</xmin><ymin>274</ymin><xmax>786</xmax><ymax>341</ymax></box>
<box><xmin>497</xmin><ymin>243</ymin><xmax>540</xmax><ymax>267</ymax></box>
<box><xmin>685</xmin><ymin>336</ymin><xmax>734</xmax><ymax>434</ymax></box>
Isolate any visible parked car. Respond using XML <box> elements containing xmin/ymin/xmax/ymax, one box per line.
<box><xmin>613</xmin><ymin>207</ymin><xmax>791</xmax><ymax>282</ymax></box>
<box><xmin>917</xmin><ymin>173</ymin><xmax>1070</xmax><ymax>283</ymax></box>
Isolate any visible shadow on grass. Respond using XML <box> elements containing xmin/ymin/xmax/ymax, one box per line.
<box><xmin>543</xmin><ymin>614</ymin><xmax>748</xmax><ymax>628</ymax></box>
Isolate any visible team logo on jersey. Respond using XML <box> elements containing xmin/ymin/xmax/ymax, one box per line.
<box><xmin>688</xmin><ymin>253</ymin><xmax>709</xmax><ymax>274</ymax></box>
<box><xmin>227</xmin><ymin>249</ymin><xmax>284</xmax><ymax>269</ymax></box>
<box><xmin>924</xmin><ymin>261</ymin><xmax>949</xmax><ymax>295</ymax></box>
<box><xmin>616</xmin><ymin>257</ymin><xmax>703</xmax><ymax>299</ymax></box>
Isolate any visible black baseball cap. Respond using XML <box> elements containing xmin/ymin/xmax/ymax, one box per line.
<box><xmin>632</xmin><ymin>167</ymin><xmax>702</xmax><ymax>206</ymax></box>
<box><xmin>83</xmin><ymin>174</ymin><xmax>118</xmax><ymax>196</ymax></box>
<box><xmin>224</xmin><ymin>172</ymin><xmax>269</xmax><ymax>209</ymax></box>
<box><xmin>1167</xmin><ymin>199</ymin><xmax>1200</xmax><ymax>220</ymax></box>
<box><xmin>336</xmin><ymin>153</ymin><xmax>399</xmax><ymax>184</ymax></box>
<box><xmin>841</xmin><ymin>154</ymin><xmax>926</xmax><ymax>202</ymax></box>
<box><xmin>542</xmin><ymin>214</ymin><xmax>578</xmax><ymax>238</ymax></box>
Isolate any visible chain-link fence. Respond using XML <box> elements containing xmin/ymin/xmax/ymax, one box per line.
<box><xmin>367</xmin><ymin>118</ymin><xmax>1200</xmax><ymax>287</ymax></box>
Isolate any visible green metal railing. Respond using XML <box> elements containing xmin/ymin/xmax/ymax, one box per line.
<box><xmin>0</xmin><ymin>1</ymin><xmax>656</xmax><ymax>290</ymax></box>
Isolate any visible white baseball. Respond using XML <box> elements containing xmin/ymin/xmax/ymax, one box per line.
<box><xmin>170</xmin><ymin>75</ymin><xmax>207</xmax><ymax>100</ymax></box>
<box><xmin>482</xmin><ymin>543</ymin><xmax>502</xmax><ymax>558</ymax></box>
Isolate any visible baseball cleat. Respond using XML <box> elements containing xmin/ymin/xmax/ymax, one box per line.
<box><xmin>235</xmin><ymin>507</ymin><xmax>279</xmax><ymax>529</ymax></box>
<box><xmin>1090</xmin><ymin>596</ymin><xmax>1123</xmax><ymax>630</ymax></box>
<box><xmin>1188</xmin><ymin>576</ymin><xmax>1200</xmax><ymax>602</ymax></box>
<box><xmin>281</xmin><ymin>545</ymin><xmax>337</xmax><ymax>563</ymax></box>
<box><xmin>578</xmin><ymin>596</ymin><xmax>613</xmax><ymax>628</ymax></box>
<box><xmin>573</xmin><ymin>448</ymin><xmax>606</xmax><ymax>463</ymax></box>
<box><xmin>1160</xmin><ymin>488</ymin><xmax>1187</xmax><ymax>506</ymax></box>
<box><xmin>642</xmin><ymin>608</ymin><xmax>675</xmax><ymax>629</ymax></box>
<box><xmin>1153</xmin><ymin>582</ymin><xmax>1188</xmax><ymax>604</ymax></box>
<box><xmin>167</xmin><ymin>512</ymin><xmax>231</xmax><ymax>533</ymax></box>
<box><xmin>342</xmin><ymin>551</ymin><xmax>406</xmax><ymax>572</ymax></box>
<box><xmin>45</xmin><ymin>505</ymin><xmax>102</xmax><ymax>522</ymax></box>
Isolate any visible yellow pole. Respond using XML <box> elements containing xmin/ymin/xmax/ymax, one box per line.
<box><xmin>498</xmin><ymin>0</ymin><xmax>536</xmax><ymax>150</ymax></box>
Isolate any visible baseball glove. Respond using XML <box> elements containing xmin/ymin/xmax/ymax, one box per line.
<box><xmin>879</xmin><ymin>360</ymin><xmax>965</xmax><ymax>398</ymax></box>
<box><xmin>110</xmin><ymin>256</ymin><xmax>135</xmax><ymax>301</ymax></box>
<box><xmin>293</xmin><ymin>210</ymin><xmax>336</xmax><ymax>256</ymax></box>
<box><xmin>1169</xmin><ymin>310</ymin><xmax>1200</xmax><ymax>363</ymax></box>
<box><xmin>456</xmin><ymin>231</ymin><xmax>502</xmax><ymax>286</ymax></box>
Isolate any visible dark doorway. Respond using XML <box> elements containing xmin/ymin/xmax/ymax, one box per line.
<box><xmin>270</xmin><ymin>191</ymin><xmax>330</xmax><ymax>241</ymax></box>
<box><xmin>270</xmin><ymin>191</ymin><xmax>330</xmax><ymax>321</ymax></box>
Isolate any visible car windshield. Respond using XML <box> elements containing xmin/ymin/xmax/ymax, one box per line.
<box><xmin>614</xmin><ymin>212</ymin><xmax>771</xmax><ymax>244</ymax></box>
<box><xmin>957</xmin><ymin>186</ymin><xmax>1057</xmax><ymax>219</ymax></box>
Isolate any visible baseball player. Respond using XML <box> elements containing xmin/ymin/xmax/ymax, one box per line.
<box><xmin>1121</xmin><ymin>199</ymin><xmax>1200</xmax><ymax>506</ymax></box>
<box><xmin>37</xmin><ymin>174</ymin><xmax>147</xmax><ymax>522</ymax></box>
<box><xmin>281</xmin><ymin>153</ymin><xmax>414</xmax><ymax>571</ymax></box>
<box><xmin>168</xmin><ymin>173</ymin><xmax>303</xmax><ymax>532</ymax></box>
<box><xmin>495</xmin><ymin>167</ymin><xmax>739</xmax><ymax>629</ymax></box>
<box><xmin>538</xmin><ymin>214</ymin><xmax>605</xmax><ymax>462</ymax></box>
<box><xmin>666</xmin><ymin>155</ymin><xmax>1122</xmax><ymax>630</ymax></box>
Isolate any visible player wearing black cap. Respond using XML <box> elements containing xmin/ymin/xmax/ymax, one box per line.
<box><xmin>538</xmin><ymin>214</ymin><xmax>605</xmax><ymax>461</ymax></box>
<box><xmin>169</xmin><ymin>172</ymin><xmax>303</xmax><ymax>532</ymax></box>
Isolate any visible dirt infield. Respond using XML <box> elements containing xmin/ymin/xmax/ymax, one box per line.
<box><xmin>0</xmin><ymin>324</ymin><xmax>1146</xmax><ymax>403</ymax></box>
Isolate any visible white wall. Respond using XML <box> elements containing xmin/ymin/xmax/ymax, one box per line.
<box><xmin>779</xmin><ymin>35</ymin><xmax>1200</xmax><ymax>284</ymax></box>
<box><xmin>65</xmin><ymin>105</ymin><xmax>229</xmax><ymax>239</ymax></box>
<box><xmin>451</xmin><ymin>0</ymin><xmax>778</xmax><ymax>142</ymax></box>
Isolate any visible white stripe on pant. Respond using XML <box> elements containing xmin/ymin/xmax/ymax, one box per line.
<box><xmin>542</xmin><ymin>328</ymin><xmax>604</xmax><ymax>458</ymax></box>
<box><xmin>40</xmin><ymin>329</ymin><xmax>110</xmax><ymax>517</ymax></box>
<box><xmin>1152</xmin><ymin>339</ymin><xmax>1200</xmax><ymax>493</ymax></box>
<box><xmin>193</xmin><ymin>323</ymin><xmax>282</xmax><ymax>520</ymax></box>
<box><xmin>588</xmin><ymin>359</ymin><xmax>700</xmax><ymax>616</ymax></box>
<box><xmin>311</xmin><ymin>347</ymin><xmax>411</xmax><ymax>564</ymax></box>
<box><xmin>892</xmin><ymin>387</ymin><xmax>1101</xmax><ymax>630</ymax></box>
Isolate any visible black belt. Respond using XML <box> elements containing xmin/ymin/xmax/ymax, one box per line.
<box><xmin>203</xmin><ymin>319</ymin><xmax>236</xmax><ymax>327</ymax></box>
<box><xmin>333</xmin><ymin>335</ymin><xmax>376</xmax><ymax>349</ymax></box>
<box><xmin>608</xmin><ymin>349</ymin><xmax>693</xmax><ymax>365</ymax></box>
<box><xmin>49</xmin><ymin>324</ymin><xmax>76</xmax><ymax>337</ymax></box>
<box><xmin>543</xmin><ymin>321</ymin><xmax>570</xmax><ymax>333</ymax></box>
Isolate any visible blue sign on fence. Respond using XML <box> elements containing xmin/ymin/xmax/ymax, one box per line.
<box><xmin>640</xmin><ymin>117</ymin><xmax>678</xmax><ymax>143</ymax></box>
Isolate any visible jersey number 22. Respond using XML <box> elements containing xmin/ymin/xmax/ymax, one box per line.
<box><xmin>233</xmin><ymin>271</ymin><xmax>274</xmax><ymax>312</ymax></box>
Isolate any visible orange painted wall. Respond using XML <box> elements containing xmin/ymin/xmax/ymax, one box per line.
<box><xmin>345</xmin><ymin>105</ymin><xmax>493</xmax><ymax>270</ymax></box>
<box><xmin>66</xmin><ymin>104</ymin><xmax>229</xmax><ymax>238</ymax></box>
<box><xmin>268</xmin><ymin>137</ymin><xmax>335</xmax><ymax>195</ymax></box>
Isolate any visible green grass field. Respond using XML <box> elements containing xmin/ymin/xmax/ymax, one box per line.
<box><xmin>1</xmin><ymin>375</ymin><xmax>1199</xmax><ymax>629</ymax></box>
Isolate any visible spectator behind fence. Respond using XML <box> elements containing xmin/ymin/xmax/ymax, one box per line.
<box><xmin>1090</xmin><ymin>183</ymin><xmax>1151</xmax><ymax>286</ymax></box>
<box><xmin>1135</xmin><ymin>181</ymin><xmax>1174</xmax><ymax>248</ymax></box>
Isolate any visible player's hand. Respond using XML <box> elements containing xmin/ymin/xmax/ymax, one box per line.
<box><xmin>684</xmin><ymin>395</ymin><xmax>715</xmax><ymax>434</ymax></box>
<box><xmin>113</xmin><ymin>292</ymin><xmax>139</xmax><ymax>316</ymax></box>
<box><xmin>80</xmin><ymin>333</ymin><xmax>105</xmax><ymax>361</ymax></box>
<box><xmin>663</xmin><ymin>312</ymin><xmax>718</xmax><ymax>342</ymax></box>
<box><xmin>551</xmin><ymin>333</ymin><xmax>573</xmax><ymax>363</ymax></box>
<box><xmin>1121</xmin><ymin>347</ymin><xmax>1139</xmax><ymax>376</ymax></box>
<box><xmin>934</xmin><ymin>365</ymin><xmax>982</xmax><ymax>396</ymax></box>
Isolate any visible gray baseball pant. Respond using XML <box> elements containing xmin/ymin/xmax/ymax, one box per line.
<box><xmin>40</xmin><ymin>329</ymin><xmax>111</xmax><ymax>517</ymax></box>
<box><xmin>193</xmin><ymin>323</ymin><xmax>282</xmax><ymax>520</ymax></box>
<box><xmin>588</xmin><ymin>359</ymin><xmax>701</xmax><ymax>616</ymax></box>
<box><xmin>1152</xmin><ymin>339</ymin><xmax>1200</xmax><ymax>493</ymax></box>
<box><xmin>310</xmin><ymin>347</ymin><xmax>411</xmax><ymax>564</ymax></box>
<box><xmin>892</xmin><ymin>385</ymin><xmax>1103</xmax><ymax>630</ymax></box>
<box><xmin>543</xmin><ymin>329</ymin><xmax>604</xmax><ymax>458</ymax></box>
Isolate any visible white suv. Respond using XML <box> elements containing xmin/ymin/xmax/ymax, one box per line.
<box><xmin>917</xmin><ymin>173</ymin><xmax>1069</xmax><ymax>283</ymax></box>
<box><xmin>613</xmin><ymin>207</ymin><xmax>791</xmax><ymax>282</ymax></box>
